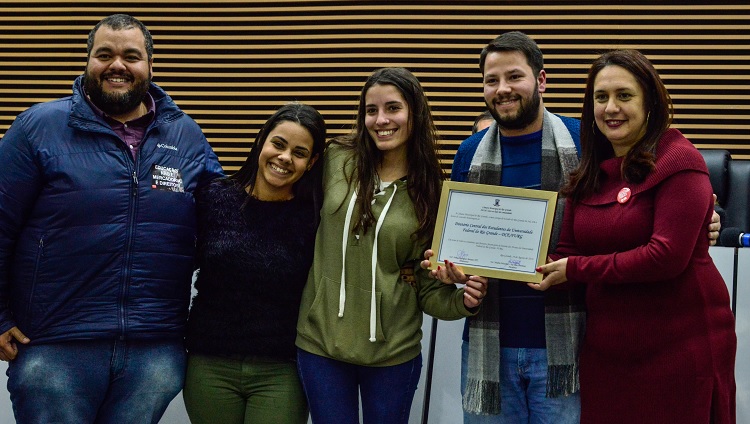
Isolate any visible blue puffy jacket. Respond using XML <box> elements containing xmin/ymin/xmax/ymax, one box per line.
<box><xmin>0</xmin><ymin>76</ymin><xmax>224</xmax><ymax>343</ymax></box>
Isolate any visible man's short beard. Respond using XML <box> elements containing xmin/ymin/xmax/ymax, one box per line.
<box><xmin>486</xmin><ymin>85</ymin><xmax>542</xmax><ymax>131</ymax></box>
<box><xmin>83</xmin><ymin>72</ymin><xmax>150</xmax><ymax>117</ymax></box>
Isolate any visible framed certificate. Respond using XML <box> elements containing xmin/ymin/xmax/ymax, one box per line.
<box><xmin>429</xmin><ymin>181</ymin><xmax>558</xmax><ymax>283</ymax></box>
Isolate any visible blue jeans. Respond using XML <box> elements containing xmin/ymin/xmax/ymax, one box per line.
<box><xmin>7</xmin><ymin>339</ymin><xmax>186</xmax><ymax>424</ymax></box>
<box><xmin>296</xmin><ymin>348</ymin><xmax>422</xmax><ymax>424</ymax></box>
<box><xmin>461</xmin><ymin>341</ymin><xmax>580</xmax><ymax>424</ymax></box>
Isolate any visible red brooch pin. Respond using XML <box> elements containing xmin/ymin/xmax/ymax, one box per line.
<box><xmin>617</xmin><ymin>187</ymin><xmax>631</xmax><ymax>204</ymax></box>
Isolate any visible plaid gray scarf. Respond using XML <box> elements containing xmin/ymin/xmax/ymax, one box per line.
<box><xmin>463</xmin><ymin>109</ymin><xmax>586</xmax><ymax>415</ymax></box>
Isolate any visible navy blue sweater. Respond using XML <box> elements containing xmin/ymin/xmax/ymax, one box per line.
<box><xmin>186</xmin><ymin>180</ymin><xmax>317</xmax><ymax>360</ymax></box>
<box><xmin>452</xmin><ymin>115</ymin><xmax>580</xmax><ymax>348</ymax></box>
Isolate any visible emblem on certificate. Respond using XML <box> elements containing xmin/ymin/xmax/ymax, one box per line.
<box><xmin>429</xmin><ymin>181</ymin><xmax>558</xmax><ymax>283</ymax></box>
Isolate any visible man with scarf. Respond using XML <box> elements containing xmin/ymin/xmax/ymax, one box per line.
<box><xmin>424</xmin><ymin>31</ymin><xmax>720</xmax><ymax>423</ymax></box>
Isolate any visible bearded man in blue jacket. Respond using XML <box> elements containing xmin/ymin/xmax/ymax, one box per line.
<box><xmin>0</xmin><ymin>14</ymin><xmax>223</xmax><ymax>423</ymax></box>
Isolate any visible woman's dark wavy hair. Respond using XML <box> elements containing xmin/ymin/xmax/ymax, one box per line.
<box><xmin>228</xmin><ymin>102</ymin><xmax>326</xmax><ymax>222</ymax></box>
<box><xmin>563</xmin><ymin>49</ymin><xmax>672</xmax><ymax>201</ymax></box>
<box><xmin>333</xmin><ymin>67</ymin><xmax>445</xmax><ymax>244</ymax></box>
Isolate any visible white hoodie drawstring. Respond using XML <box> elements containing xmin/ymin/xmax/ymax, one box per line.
<box><xmin>369</xmin><ymin>184</ymin><xmax>397</xmax><ymax>342</ymax></box>
<box><xmin>337</xmin><ymin>183</ymin><xmax>398</xmax><ymax>343</ymax></box>
<box><xmin>339</xmin><ymin>190</ymin><xmax>359</xmax><ymax>318</ymax></box>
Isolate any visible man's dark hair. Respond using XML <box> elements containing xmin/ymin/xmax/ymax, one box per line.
<box><xmin>479</xmin><ymin>31</ymin><xmax>544</xmax><ymax>76</ymax></box>
<box><xmin>87</xmin><ymin>14</ymin><xmax>153</xmax><ymax>60</ymax></box>
<box><xmin>472</xmin><ymin>110</ymin><xmax>493</xmax><ymax>134</ymax></box>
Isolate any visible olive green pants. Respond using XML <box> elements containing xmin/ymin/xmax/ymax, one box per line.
<box><xmin>183</xmin><ymin>353</ymin><xmax>308</xmax><ymax>424</ymax></box>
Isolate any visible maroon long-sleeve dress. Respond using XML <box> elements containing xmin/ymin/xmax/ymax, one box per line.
<box><xmin>554</xmin><ymin>129</ymin><xmax>736</xmax><ymax>424</ymax></box>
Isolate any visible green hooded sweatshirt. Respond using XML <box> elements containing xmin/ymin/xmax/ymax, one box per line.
<box><xmin>296</xmin><ymin>144</ymin><xmax>475</xmax><ymax>367</ymax></box>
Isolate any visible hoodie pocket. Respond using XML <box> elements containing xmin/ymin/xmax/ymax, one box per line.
<box><xmin>304</xmin><ymin>275</ymin><xmax>387</xmax><ymax>363</ymax></box>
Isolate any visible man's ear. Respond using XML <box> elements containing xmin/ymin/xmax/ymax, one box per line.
<box><xmin>537</xmin><ymin>69</ymin><xmax>547</xmax><ymax>94</ymax></box>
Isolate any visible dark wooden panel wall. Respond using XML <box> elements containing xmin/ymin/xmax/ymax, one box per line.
<box><xmin>2</xmin><ymin>1</ymin><xmax>749</xmax><ymax>172</ymax></box>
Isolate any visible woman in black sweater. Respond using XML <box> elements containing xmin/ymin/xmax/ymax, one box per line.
<box><xmin>183</xmin><ymin>103</ymin><xmax>326</xmax><ymax>424</ymax></box>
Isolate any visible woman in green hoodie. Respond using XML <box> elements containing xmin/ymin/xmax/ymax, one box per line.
<box><xmin>296</xmin><ymin>67</ymin><xmax>488</xmax><ymax>423</ymax></box>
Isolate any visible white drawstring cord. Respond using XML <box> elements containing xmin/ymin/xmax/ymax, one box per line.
<box><xmin>339</xmin><ymin>190</ymin><xmax>358</xmax><ymax>318</ymax></box>
<box><xmin>369</xmin><ymin>184</ymin><xmax>397</xmax><ymax>342</ymax></box>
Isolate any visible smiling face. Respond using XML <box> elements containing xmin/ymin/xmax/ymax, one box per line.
<box><xmin>253</xmin><ymin>120</ymin><xmax>317</xmax><ymax>201</ymax></box>
<box><xmin>364</xmin><ymin>83</ymin><xmax>411</xmax><ymax>160</ymax></box>
<box><xmin>593</xmin><ymin>65</ymin><xmax>648</xmax><ymax>157</ymax></box>
<box><xmin>84</xmin><ymin>25</ymin><xmax>153</xmax><ymax>121</ymax></box>
<box><xmin>482</xmin><ymin>50</ymin><xmax>546</xmax><ymax>136</ymax></box>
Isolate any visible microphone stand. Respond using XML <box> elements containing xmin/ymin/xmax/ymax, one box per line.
<box><xmin>732</xmin><ymin>247</ymin><xmax>738</xmax><ymax>315</ymax></box>
<box><xmin>421</xmin><ymin>316</ymin><xmax>438</xmax><ymax>424</ymax></box>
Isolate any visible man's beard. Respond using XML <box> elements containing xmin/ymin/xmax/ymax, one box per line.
<box><xmin>84</xmin><ymin>69</ymin><xmax>150</xmax><ymax>117</ymax></box>
<box><xmin>486</xmin><ymin>84</ymin><xmax>541</xmax><ymax>131</ymax></box>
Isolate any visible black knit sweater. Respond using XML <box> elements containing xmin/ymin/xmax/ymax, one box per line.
<box><xmin>185</xmin><ymin>179</ymin><xmax>316</xmax><ymax>360</ymax></box>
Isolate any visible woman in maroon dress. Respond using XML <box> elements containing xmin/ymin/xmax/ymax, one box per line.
<box><xmin>531</xmin><ymin>50</ymin><xmax>736</xmax><ymax>424</ymax></box>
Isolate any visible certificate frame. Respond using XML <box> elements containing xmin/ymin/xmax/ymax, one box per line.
<box><xmin>429</xmin><ymin>181</ymin><xmax>558</xmax><ymax>283</ymax></box>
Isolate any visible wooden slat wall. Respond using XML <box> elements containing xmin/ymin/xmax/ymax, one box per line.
<box><xmin>2</xmin><ymin>1</ymin><xmax>750</xmax><ymax>172</ymax></box>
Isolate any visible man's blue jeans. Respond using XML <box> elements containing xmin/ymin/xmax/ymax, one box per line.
<box><xmin>297</xmin><ymin>348</ymin><xmax>422</xmax><ymax>424</ymax></box>
<box><xmin>7</xmin><ymin>339</ymin><xmax>186</xmax><ymax>424</ymax></box>
<box><xmin>461</xmin><ymin>341</ymin><xmax>580</xmax><ymax>424</ymax></box>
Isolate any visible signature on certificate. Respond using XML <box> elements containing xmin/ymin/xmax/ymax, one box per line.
<box><xmin>455</xmin><ymin>250</ymin><xmax>469</xmax><ymax>261</ymax></box>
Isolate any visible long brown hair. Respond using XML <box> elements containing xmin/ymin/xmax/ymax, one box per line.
<box><xmin>334</xmin><ymin>67</ymin><xmax>444</xmax><ymax>244</ymax></box>
<box><xmin>563</xmin><ymin>49</ymin><xmax>672</xmax><ymax>201</ymax></box>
